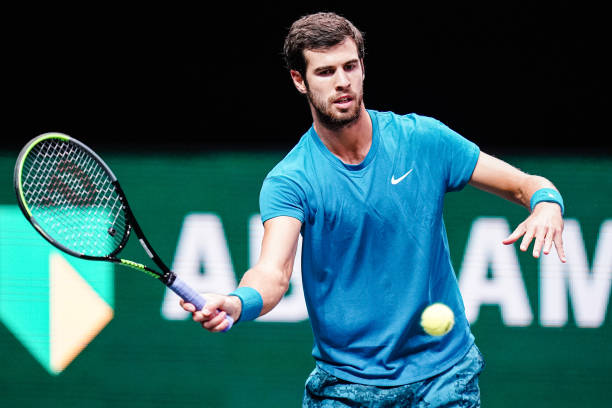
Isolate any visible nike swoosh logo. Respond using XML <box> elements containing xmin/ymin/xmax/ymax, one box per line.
<box><xmin>391</xmin><ymin>168</ymin><xmax>413</xmax><ymax>185</ymax></box>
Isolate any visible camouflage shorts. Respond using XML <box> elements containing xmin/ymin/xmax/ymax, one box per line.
<box><xmin>303</xmin><ymin>344</ymin><xmax>485</xmax><ymax>407</ymax></box>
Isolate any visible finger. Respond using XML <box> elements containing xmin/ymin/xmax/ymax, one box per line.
<box><xmin>203</xmin><ymin>311</ymin><xmax>227</xmax><ymax>331</ymax></box>
<box><xmin>195</xmin><ymin>302</ymin><xmax>225</xmax><ymax>323</ymax></box>
<box><xmin>193</xmin><ymin>307</ymin><xmax>221</xmax><ymax>323</ymax></box>
<box><xmin>531</xmin><ymin>226</ymin><xmax>546</xmax><ymax>258</ymax></box>
<box><xmin>181</xmin><ymin>301</ymin><xmax>196</xmax><ymax>313</ymax></box>
<box><xmin>503</xmin><ymin>223</ymin><xmax>526</xmax><ymax>245</ymax></box>
<box><xmin>542</xmin><ymin>227</ymin><xmax>554</xmax><ymax>255</ymax></box>
<box><xmin>519</xmin><ymin>226</ymin><xmax>535</xmax><ymax>252</ymax></box>
<box><xmin>200</xmin><ymin>296</ymin><xmax>225</xmax><ymax>315</ymax></box>
<box><xmin>193</xmin><ymin>310</ymin><xmax>206</xmax><ymax>322</ymax></box>
<box><xmin>553</xmin><ymin>231</ymin><xmax>567</xmax><ymax>263</ymax></box>
<box><xmin>210</xmin><ymin>318</ymin><xmax>231</xmax><ymax>333</ymax></box>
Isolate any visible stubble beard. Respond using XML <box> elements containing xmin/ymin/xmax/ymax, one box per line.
<box><xmin>306</xmin><ymin>86</ymin><xmax>364</xmax><ymax>131</ymax></box>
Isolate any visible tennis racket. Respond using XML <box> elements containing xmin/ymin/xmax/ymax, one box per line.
<box><xmin>14</xmin><ymin>132</ymin><xmax>234</xmax><ymax>331</ymax></box>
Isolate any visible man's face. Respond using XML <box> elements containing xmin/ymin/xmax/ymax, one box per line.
<box><xmin>294</xmin><ymin>38</ymin><xmax>365</xmax><ymax>129</ymax></box>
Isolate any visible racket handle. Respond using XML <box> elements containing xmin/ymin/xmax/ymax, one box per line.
<box><xmin>168</xmin><ymin>275</ymin><xmax>234</xmax><ymax>332</ymax></box>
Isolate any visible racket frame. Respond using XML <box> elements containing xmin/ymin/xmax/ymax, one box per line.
<box><xmin>14</xmin><ymin>133</ymin><xmax>181</xmax><ymax>287</ymax></box>
<box><xmin>14</xmin><ymin>132</ymin><xmax>234</xmax><ymax>329</ymax></box>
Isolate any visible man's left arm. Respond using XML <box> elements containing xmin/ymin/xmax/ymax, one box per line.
<box><xmin>468</xmin><ymin>151</ymin><xmax>566</xmax><ymax>263</ymax></box>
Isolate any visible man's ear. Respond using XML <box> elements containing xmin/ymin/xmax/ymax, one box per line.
<box><xmin>290</xmin><ymin>70</ymin><xmax>308</xmax><ymax>94</ymax></box>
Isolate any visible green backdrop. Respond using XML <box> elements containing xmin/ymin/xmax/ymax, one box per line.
<box><xmin>1</xmin><ymin>151</ymin><xmax>610</xmax><ymax>407</ymax></box>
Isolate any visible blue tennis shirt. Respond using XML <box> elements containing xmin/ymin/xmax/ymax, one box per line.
<box><xmin>259</xmin><ymin>110</ymin><xmax>480</xmax><ymax>385</ymax></box>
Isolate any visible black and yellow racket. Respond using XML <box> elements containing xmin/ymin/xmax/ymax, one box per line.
<box><xmin>14</xmin><ymin>132</ymin><xmax>234</xmax><ymax>330</ymax></box>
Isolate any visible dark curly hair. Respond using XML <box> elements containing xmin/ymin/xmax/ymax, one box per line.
<box><xmin>283</xmin><ymin>12</ymin><xmax>365</xmax><ymax>77</ymax></box>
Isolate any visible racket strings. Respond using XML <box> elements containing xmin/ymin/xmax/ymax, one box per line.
<box><xmin>21</xmin><ymin>139</ymin><xmax>128</xmax><ymax>257</ymax></box>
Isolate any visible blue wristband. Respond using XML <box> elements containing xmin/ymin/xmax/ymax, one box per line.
<box><xmin>530</xmin><ymin>188</ymin><xmax>564</xmax><ymax>215</ymax></box>
<box><xmin>228</xmin><ymin>287</ymin><xmax>263</xmax><ymax>323</ymax></box>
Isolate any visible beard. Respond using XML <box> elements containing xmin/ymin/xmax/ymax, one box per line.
<box><xmin>306</xmin><ymin>86</ymin><xmax>364</xmax><ymax>131</ymax></box>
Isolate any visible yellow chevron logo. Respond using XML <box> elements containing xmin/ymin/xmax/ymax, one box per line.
<box><xmin>49</xmin><ymin>253</ymin><xmax>113</xmax><ymax>374</ymax></box>
<box><xmin>0</xmin><ymin>205</ymin><xmax>114</xmax><ymax>375</ymax></box>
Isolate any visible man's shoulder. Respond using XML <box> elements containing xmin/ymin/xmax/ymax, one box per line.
<box><xmin>370</xmin><ymin>109</ymin><xmax>439</xmax><ymax>129</ymax></box>
<box><xmin>370</xmin><ymin>110</ymin><xmax>443</xmax><ymax>147</ymax></box>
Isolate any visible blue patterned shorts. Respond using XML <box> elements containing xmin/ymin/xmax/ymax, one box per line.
<box><xmin>303</xmin><ymin>344</ymin><xmax>485</xmax><ymax>407</ymax></box>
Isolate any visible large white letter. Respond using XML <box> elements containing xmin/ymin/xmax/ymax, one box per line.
<box><xmin>248</xmin><ymin>214</ymin><xmax>308</xmax><ymax>322</ymax></box>
<box><xmin>540</xmin><ymin>219</ymin><xmax>612</xmax><ymax>328</ymax></box>
<box><xmin>161</xmin><ymin>213</ymin><xmax>237</xmax><ymax>320</ymax></box>
<box><xmin>459</xmin><ymin>217</ymin><xmax>533</xmax><ymax>326</ymax></box>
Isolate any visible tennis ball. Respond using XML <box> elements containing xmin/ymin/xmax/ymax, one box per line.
<box><xmin>420</xmin><ymin>303</ymin><xmax>455</xmax><ymax>336</ymax></box>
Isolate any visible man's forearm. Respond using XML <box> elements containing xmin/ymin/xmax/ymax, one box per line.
<box><xmin>515</xmin><ymin>175</ymin><xmax>558</xmax><ymax>210</ymax></box>
<box><xmin>236</xmin><ymin>264</ymin><xmax>291</xmax><ymax>316</ymax></box>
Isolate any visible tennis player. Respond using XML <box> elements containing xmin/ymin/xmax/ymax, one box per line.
<box><xmin>181</xmin><ymin>12</ymin><xmax>566</xmax><ymax>407</ymax></box>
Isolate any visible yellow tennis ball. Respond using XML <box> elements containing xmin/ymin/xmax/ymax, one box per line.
<box><xmin>420</xmin><ymin>303</ymin><xmax>455</xmax><ymax>336</ymax></box>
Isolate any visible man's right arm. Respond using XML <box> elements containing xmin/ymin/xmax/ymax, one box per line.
<box><xmin>237</xmin><ymin>216</ymin><xmax>303</xmax><ymax>315</ymax></box>
<box><xmin>181</xmin><ymin>215</ymin><xmax>302</xmax><ymax>332</ymax></box>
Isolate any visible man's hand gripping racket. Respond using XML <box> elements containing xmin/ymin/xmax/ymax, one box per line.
<box><xmin>14</xmin><ymin>132</ymin><xmax>234</xmax><ymax>331</ymax></box>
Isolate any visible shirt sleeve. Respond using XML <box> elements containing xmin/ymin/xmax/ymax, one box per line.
<box><xmin>259</xmin><ymin>175</ymin><xmax>306</xmax><ymax>224</ymax></box>
<box><xmin>436</xmin><ymin>120</ymin><xmax>480</xmax><ymax>192</ymax></box>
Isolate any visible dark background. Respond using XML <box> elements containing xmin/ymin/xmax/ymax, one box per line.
<box><xmin>4</xmin><ymin>3</ymin><xmax>608</xmax><ymax>155</ymax></box>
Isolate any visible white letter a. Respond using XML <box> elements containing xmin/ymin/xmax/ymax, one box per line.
<box><xmin>459</xmin><ymin>217</ymin><xmax>533</xmax><ymax>326</ymax></box>
<box><xmin>161</xmin><ymin>213</ymin><xmax>237</xmax><ymax>320</ymax></box>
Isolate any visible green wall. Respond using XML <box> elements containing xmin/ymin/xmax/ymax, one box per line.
<box><xmin>1</xmin><ymin>152</ymin><xmax>610</xmax><ymax>407</ymax></box>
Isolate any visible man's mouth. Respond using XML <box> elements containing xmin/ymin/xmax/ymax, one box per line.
<box><xmin>333</xmin><ymin>95</ymin><xmax>354</xmax><ymax>107</ymax></box>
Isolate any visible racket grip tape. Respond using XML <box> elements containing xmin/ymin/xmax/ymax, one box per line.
<box><xmin>168</xmin><ymin>275</ymin><xmax>234</xmax><ymax>331</ymax></box>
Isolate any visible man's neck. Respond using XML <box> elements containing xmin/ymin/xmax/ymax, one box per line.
<box><xmin>313</xmin><ymin>105</ymin><xmax>372</xmax><ymax>165</ymax></box>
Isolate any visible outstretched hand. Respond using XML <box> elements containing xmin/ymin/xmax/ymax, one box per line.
<box><xmin>503</xmin><ymin>202</ymin><xmax>566</xmax><ymax>263</ymax></box>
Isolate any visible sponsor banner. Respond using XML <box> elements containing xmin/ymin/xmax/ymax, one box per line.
<box><xmin>0</xmin><ymin>153</ymin><xmax>610</xmax><ymax>407</ymax></box>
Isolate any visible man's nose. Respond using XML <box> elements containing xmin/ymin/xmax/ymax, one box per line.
<box><xmin>334</xmin><ymin>69</ymin><xmax>351</xmax><ymax>89</ymax></box>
